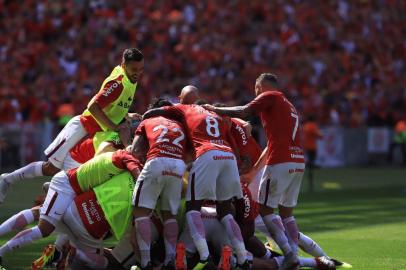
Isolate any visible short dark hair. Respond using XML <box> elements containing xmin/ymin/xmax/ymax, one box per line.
<box><xmin>148</xmin><ymin>98</ymin><xmax>173</xmax><ymax>109</ymax></box>
<box><xmin>123</xmin><ymin>48</ymin><xmax>144</xmax><ymax>63</ymax></box>
<box><xmin>256</xmin><ymin>73</ymin><xmax>278</xmax><ymax>87</ymax></box>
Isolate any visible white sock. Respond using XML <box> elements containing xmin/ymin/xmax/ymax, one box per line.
<box><xmin>221</xmin><ymin>214</ymin><xmax>247</xmax><ymax>265</ymax></box>
<box><xmin>282</xmin><ymin>216</ymin><xmax>299</xmax><ymax>255</ymax></box>
<box><xmin>186</xmin><ymin>210</ymin><xmax>209</xmax><ymax>260</ymax></box>
<box><xmin>0</xmin><ymin>209</ymin><xmax>35</xmax><ymax>236</ymax></box>
<box><xmin>298</xmin><ymin>232</ymin><xmax>326</xmax><ymax>257</ymax></box>
<box><xmin>0</xmin><ymin>226</ymin><xmax>43</xmax><ymax>256</ymax></box>
<box><xmin>262</xmin><ymin>214</ymin><xmax>292</xmax><ymax>255</ymax></box>
<box><xmin>163</xmin><ymin>219</ymin><xmax>178</xmax><ymax>265</ymax></box>
<box><xmin>4</xmin><ymin>161</ymin><xmax>44</xmax><ymax>184</ymax></box>
<box><xmin>74</xmin><ymin>248</ymin><xmax>108</xmax><ymax>269</ymax></box>
<box><xmin>134</xmin><ymin>217</ymin><xmax>152</xmax><ymax>267</ymax></box>
<box><xmin>299</xmin><ymin>257</ymin><xmax>317</xmax><ymax>267</ymax></box>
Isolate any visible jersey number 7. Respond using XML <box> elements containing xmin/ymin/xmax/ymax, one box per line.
<box><xmin>291</xmin><ymin>113</ymin><xmax>298</xmax><ymax>141</ymax></box>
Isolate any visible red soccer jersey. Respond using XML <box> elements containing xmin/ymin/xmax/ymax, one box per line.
<box><xmin>69</xmin><ymin>135</ymin><xmax>123</xmax><ymax>164</ymax></box>
<box><xmin>230</xmin><ymin>118</ymin><xmax>262</xmax><ymax>171</ymax></box>
<box><xmin>69</xmin><ymin>136</ymin><xmax>95</xmax><ymax>164</ymax></box>
<box><xmin>247</xmin><ymin>91</ymin><xmax>305</xmax><ymax>165</ymax></box>
<box><xmin>80</xmin><ymin>76</ymin><xmax>125</xmax><ymax>134</ymax></box>
<box><xmin>163</xmin><ymin>104</ymin><xmax>234</xmax><ymax>158</ymax></box>
<box><xmin>135</xmin><ymin>116</ymin><xmax>186</xmax><ymax>161</ymax></box>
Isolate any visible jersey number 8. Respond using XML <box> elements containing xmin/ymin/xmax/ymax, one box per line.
<box><xmin>205</xmin><ymin>116</ymin><xmax>220</xmax><ymax>137</ymax></box>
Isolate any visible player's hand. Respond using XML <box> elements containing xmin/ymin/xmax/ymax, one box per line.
<box><xmin>118</xmin><ymin>122</ymin><xmax>132</xmax><ymax>147</ymax></box>
<box><xmin>130</xmin><ymin>168</ymin><xmax>140</xmax><ymax>180</ymax></box>
<box><xmin>126</xmin><ymin>113</ymin><xmax>142</xmax><ymax>121</ymax></box>
<box><xmin>201</xmin><ymin>104</ymin><xmax>216</xmax><ymax>111</ymax></box>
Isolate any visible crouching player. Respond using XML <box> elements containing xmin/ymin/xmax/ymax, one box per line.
<box><xmin>41</xmin><ymin>170</ymin><xmax>139</xmax><ymax>270</ymax></box>
<box><xmin>0</xmin><ymin>149</ymin><xmax>141</xmax><ymax>267</ymax></box>
<box><xmin>130</xmin><ymin>98</ymin><xmax>187</xmax><ymax>270</ymax></box>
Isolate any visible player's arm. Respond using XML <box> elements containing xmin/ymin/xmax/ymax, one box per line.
<box><xmin>112</xmin><ymin>150</ymin><xmax>142</xmax><ymax>180</ymax></box>
<box><xmin>203</xmin><ymin>104</ymin><xmax>254</xmax><ymax>119</ymax></box>
<box><xmin>241</xmin><ymin>144</ymin><xmax>268</xmax><ymax>183</ymax></box>
<box><xmin>88</xmin><ymin>80</ymin><xmax>127</xmax><ymax>131</ymax></box>
<box><xmin>130</xmin><ymin>134</ymin><xmax>148</xmax><ymax>164</ymax></box>
<box><xmin>142</xmin><ymin>108</ymin><xmax>170</xmax><ymax>120</ymax></box>
<box><xmin>88</xmin><ymin>102</ymin><xmax>121</xmax><ymax>130</ymax></box>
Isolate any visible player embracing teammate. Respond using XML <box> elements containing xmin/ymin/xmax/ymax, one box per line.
<box><xmin>204</xmin><ymin>73</ymin><xmax>305</xmax><ymax>270</ymax></box>
<box><xmin>143</xmin><ymin>95</ymin><xmax>252</xmax><ymax>270</ymax></box>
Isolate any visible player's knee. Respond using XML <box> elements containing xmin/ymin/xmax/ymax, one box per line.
<box><xmin>161</xmin><ymin>211</ymin><xmax>175</xmax><ymax>221</ymax></box>
<box><xmin>42</xmin><ymin>161</ymin><xmax>60</xmax><ymax>176</ymax></box>
<box><xmin>186</xmin><ymin>200</ymin><xmax>202</xmax><ymax>212</ymax></box>
<box><xmin>31</xmin><ymin>208</ymin><xmax>40</xmax><ymax>221</ymax></box>
<box><xmin>38</xmin><ymin>219</ymin><xmax>56</xmax><ymax>237</ymax></box>
<box><xmin>259</xmin><ymin>204</ymin><xmax>274</xmax><ymax>217</ymax></box>
<box><xmin>278</xmin><ymin>205</ymin><xmax>294</xmax><ymax>218</ymax></box>
<box><xmin>132</xmin><ymin>207</ymin><xmax>151</xmax><ymax>218</ymax></box>
<box><xmin>216</xmin><ymin>200</ymin><xmax>232</xmax><ymax>219</ymax></box>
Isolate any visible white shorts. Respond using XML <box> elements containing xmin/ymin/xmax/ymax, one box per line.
<box><xmin>133</xmin><ymin>157</ymin><xmax>186</xmax><ymax>215</ymax></box>
<box><xmin>112</xmin><ymin>221</ymin><xmax>160</xmax><ymax>269</ymax></box>
<box><xmin>44</xmin><ymin>115</ymin><xmax>87</xmax><ymax>169</ymax></box>
<box><xmin>57</xmin><ymin>203</ymin><xmax>104</xmax><ymax>252</ymax></box>
<box><xmin>258</xmin><ymin>162</ymin><xmax>305</xmax><ymax>208</ymax></box>
<box><xmin>62</xmin><ymin>152</ymin><xmax>82</xmax><ymax>171</ymax></box>
<box><xmin>40</xmin><ymin>171</ymin><xmax>75</xmax><ymax>226</ymax></box>
<box><xmin>179</xmin><ymin>206</ymin><xmax>230</xmax><ymax>255</ymax></box>
<box><xmin>185</xmin><ymin>150</ymin><xmax>242</xmax><ymax>201</ymax></box>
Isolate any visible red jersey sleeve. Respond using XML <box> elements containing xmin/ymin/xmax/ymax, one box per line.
<box><xmin>135</xmin><ymin>121</ymin><xmax>146</xmax><ymax>136</ymax></box>
<box><xmin>93</xmin><ymin>78</ymin><xmax>124</xmax><ymax>108</ymax></box>
<box><xmin>111</xmin><ymin>150</ymin><xmax>141</xmax><ymax>172</ymax></box>
<box><xmin>163</xmin><ymin>105</ymin><xmax>185</xmax><ymax>119</ymax></box>
<box><xmin>247</xmin><ymin>92</ymin><xmax>275</xmax><ymax>114</ymax></box>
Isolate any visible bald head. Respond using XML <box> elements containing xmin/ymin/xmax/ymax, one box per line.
<box><xmin>179</xmin><ymin>85</ymin><xmax>200</xmax><ymax>104</ymax></box>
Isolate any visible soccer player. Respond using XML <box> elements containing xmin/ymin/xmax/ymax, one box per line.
<box><xmin>131</xmin><ymin>98</ymin><xmax>187</xmax><ymax>270</ymax></box>
<box><xmin>143</xmin><ymin>94</ymin><xmax>251</xmax><ymax>269</ymax></box>
<box><xmin>0</xmin><ymin>149</ymin><xmax>141</xmax><ymax>265</ymax></box>
<box><xmin>178</xmin><ymin>85</ymin><xmax>200</xmax><ymax>105</ymax></box>
<box><xmin>179</xmin><ymin>184</ymin><xmax>336</xmax><ymax>270</ymax></box>
<box><xmin>0</xmin><ymin>48</ymin><xmax>144</xmax><ymax>203</ymax></box>
<box><xmin>41</xmin><ymin>171</ymin><xmax>138</xmax><ymax>270</ymax></box>
<box><xmin>203</xmin><ymin>73</ymin><xmax>305</xmax><ymax>269</ymax></box>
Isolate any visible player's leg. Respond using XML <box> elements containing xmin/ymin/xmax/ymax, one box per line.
<box><xmin>216</xmin><ymin>152</ymin><xmax>250</xmax><ymax>267</ymax></box>
<box><xmin>278</xmin><ymin>162</ymin><xmax>305</xmax><ymax>255</ymax></box>
<box><xmin>160</xmin><ymin>159</ymin><xmax>186</xmax><ymax>268</ymax></box>
<box><xmin>298</xmin><ymin>232</ymin><xmax>327</xmax><ymax>257</ymax></box>
<box><xmin>185</xmin><ymin>152</ymin><xmax>218</xmax><ymax>266</ymax></box>
<box><xmin>257</xmin><ymin>165</ymin><xmax>297</xmax><ymax>270</ymax></box>
<box><xmin>132</xmin><ymin>158</ymin><xmax>162</xmax><ymax>269</ymax></box>
<box><xmin>0</xmin><ymin>206</ymin><xmax>38</xmax><ymax>236</ymax></box>
<box><xmin>0</xmin><ymin>116</ymin><xmax>86</xmax><ymax>203</ymax></box>
<box><xmin>0</xmin><ymin>172</ymin><xmax>75</xmax><ymax>262</ymax></box>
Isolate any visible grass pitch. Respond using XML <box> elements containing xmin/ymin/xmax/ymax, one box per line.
<box><xmin>1</xmin><ymin>166</ymin><xmax>406</xmax><ymax>270</ymax></box>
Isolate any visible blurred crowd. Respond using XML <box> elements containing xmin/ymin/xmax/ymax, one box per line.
<box><xmin>0</xmin><ymin>0</ymin><xmax>405</xmax><ymax>127</ymax></box>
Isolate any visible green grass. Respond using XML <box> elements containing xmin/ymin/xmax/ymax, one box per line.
<box><xmin>1</xmin><ymin>167</ymin><xmax>406</xmax><ymax>269</ymax></box>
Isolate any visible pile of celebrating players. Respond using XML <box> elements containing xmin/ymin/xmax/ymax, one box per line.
<box><xmin>0</xmin><ymin>49</ymin><xmax>348</xmax><ymax>270</ymax></box>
